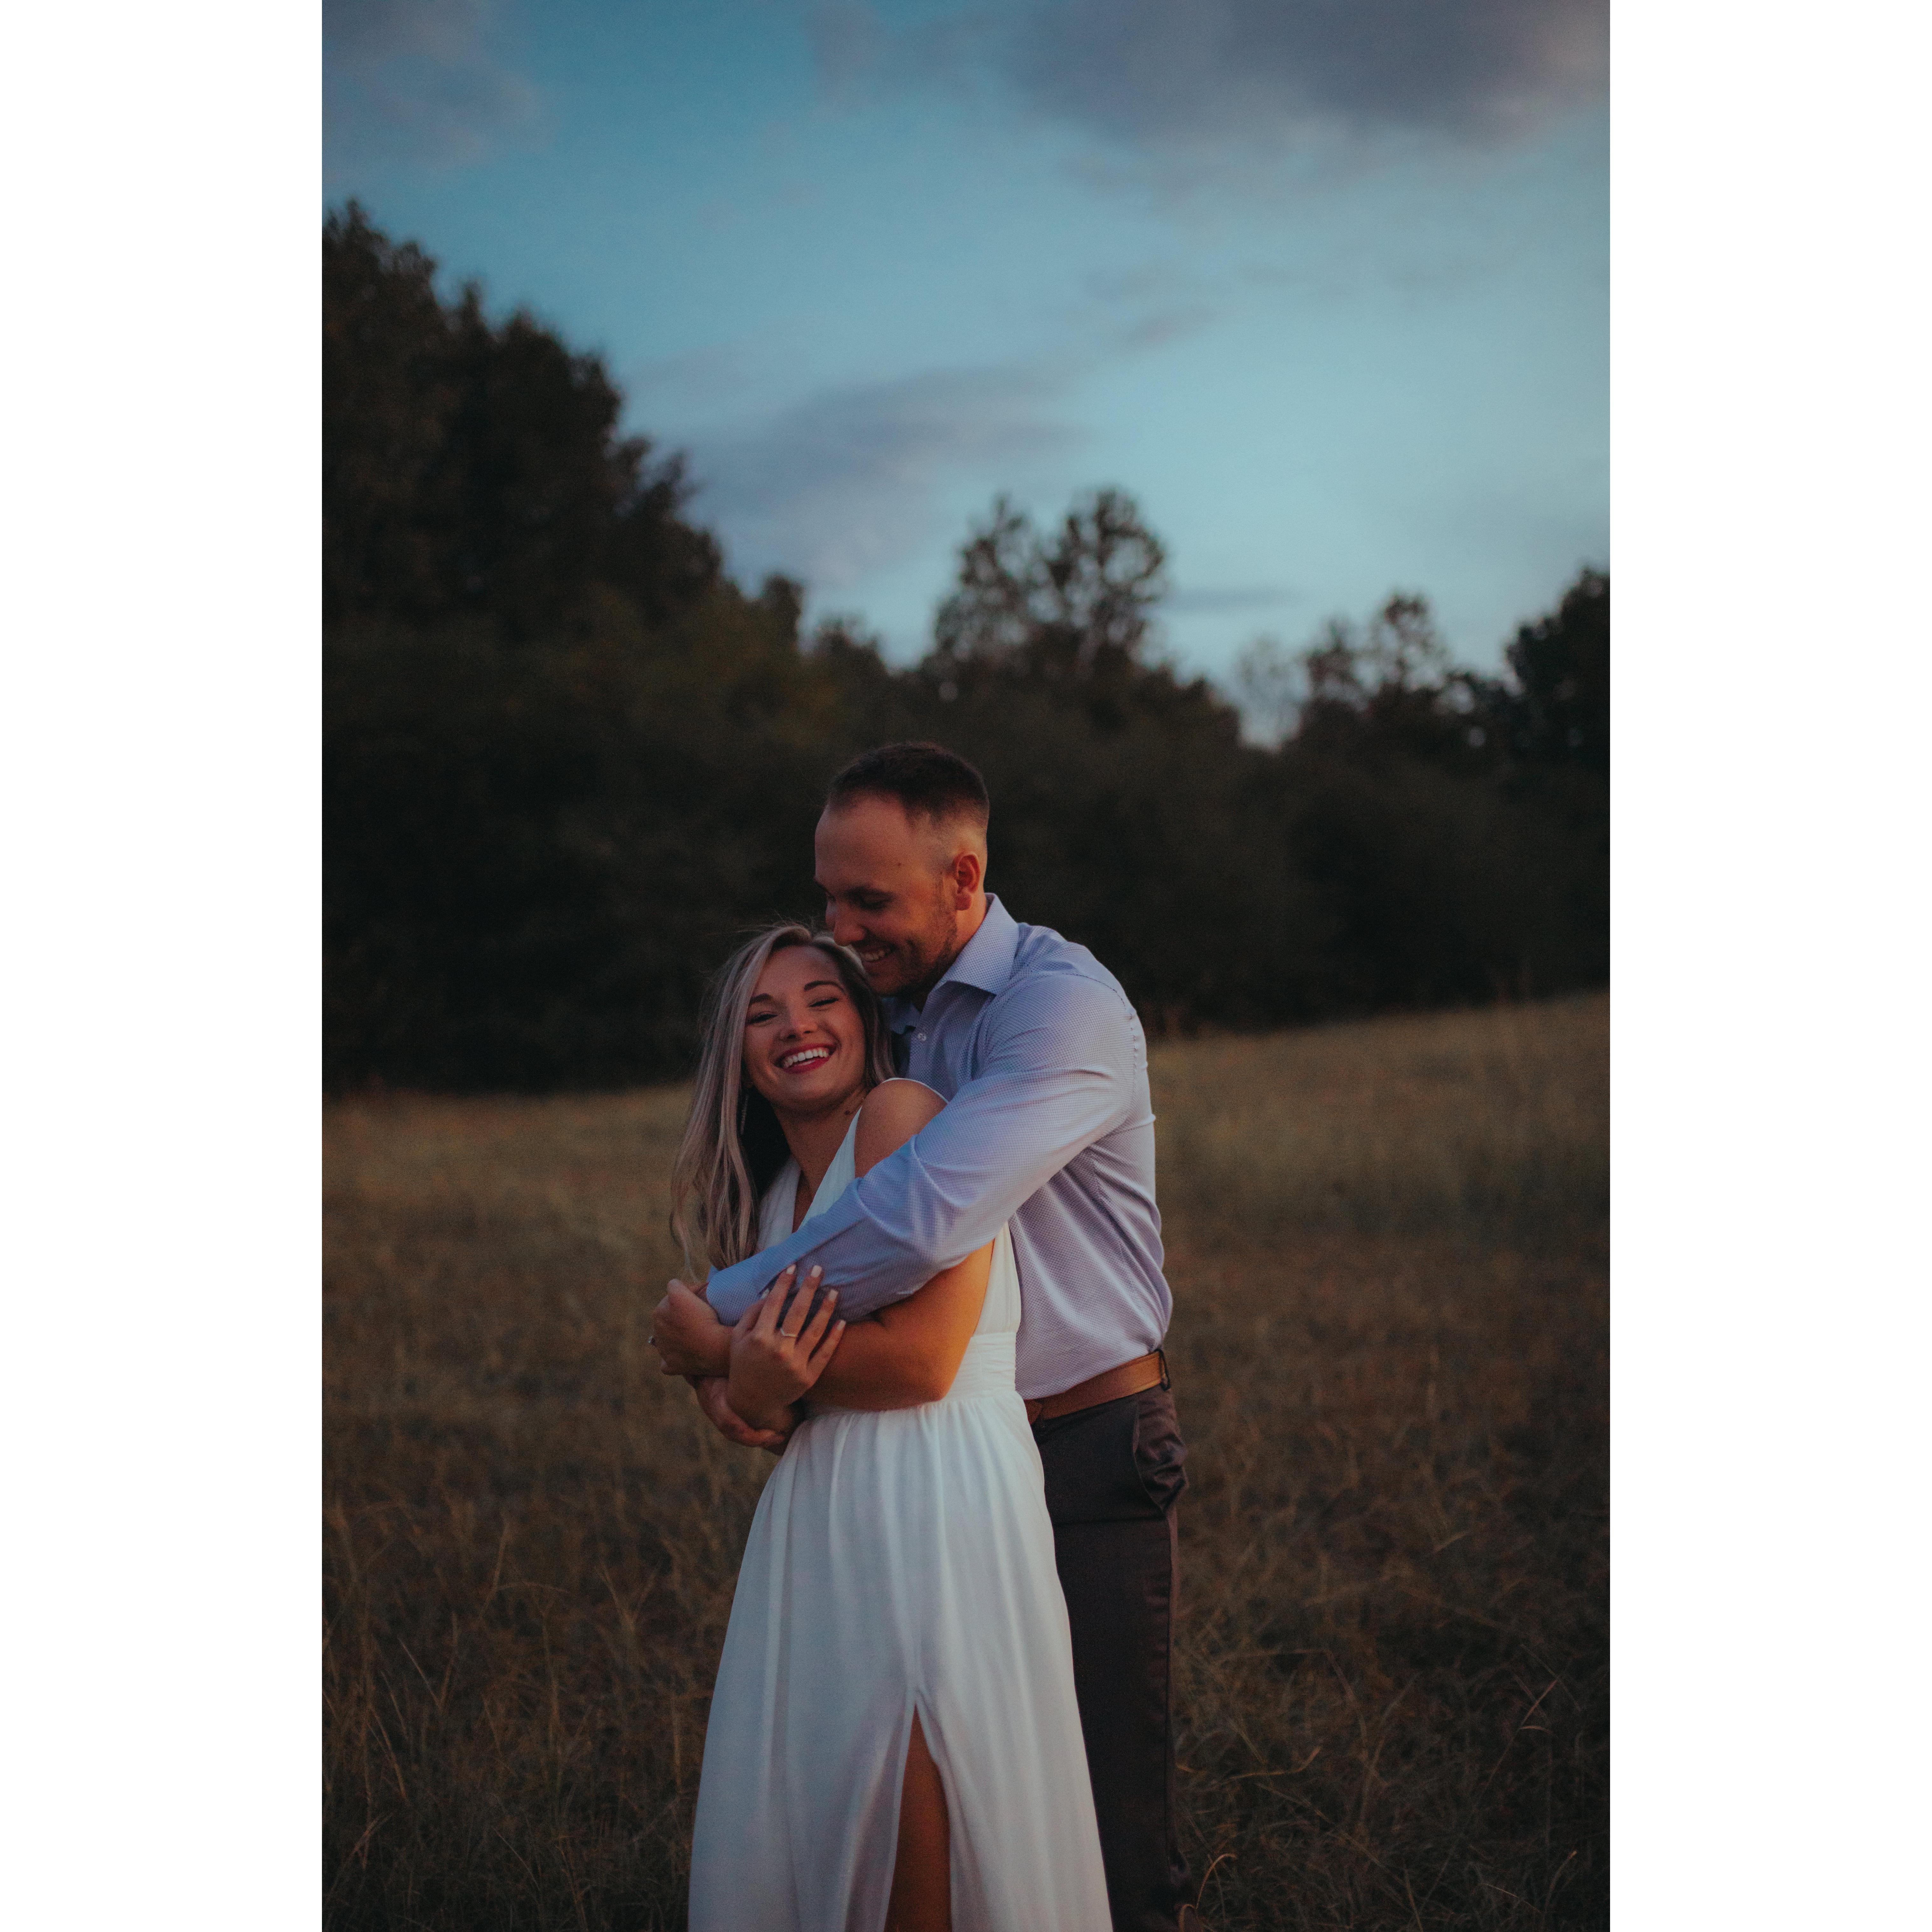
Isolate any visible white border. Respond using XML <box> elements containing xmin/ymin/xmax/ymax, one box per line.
<box><xmin>3</xmin><ymin>4</ymin><xmax>320</xmax><ymax>1925</ymax></box>
<box><xmin>1614</xmin><ymin>1</ymin><xmax>1930</xmax><ymax>1923</ymax></box>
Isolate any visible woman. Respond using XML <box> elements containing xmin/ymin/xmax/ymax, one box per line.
<box><xmin>662</xmin><ymin>922</ymin><xmax>1111</xmax><ymax>1932</ymax></box>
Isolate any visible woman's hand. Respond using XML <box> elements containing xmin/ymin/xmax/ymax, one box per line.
<box><xmin>650</xmin><ymin>1280</ymin><xmax>732</xmax><ymax>1378</ymax></box>
<box><xmin>727</xmin><ymin>1265</ymin><xmax>845</xmax><ymax>1434</ymax></box>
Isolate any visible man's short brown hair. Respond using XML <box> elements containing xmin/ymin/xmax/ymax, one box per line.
<box><xmin>825</xmin><ymin>742</ymin><xmax>990</xmax><ymax>831</ymax></box>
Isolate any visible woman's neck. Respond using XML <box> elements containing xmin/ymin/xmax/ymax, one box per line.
<box><xmin>775</xmin><ymin>1085</ymin><xmax>868</xmax><ymax>1207</ymax></box>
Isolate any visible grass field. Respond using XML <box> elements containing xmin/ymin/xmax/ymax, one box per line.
<box><xmin>324</xmin><ymin>991</ymin><xmax>1608</xmax><ymax>1930</ymax></box>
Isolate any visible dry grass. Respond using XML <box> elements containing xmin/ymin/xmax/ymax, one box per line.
<box><xmin>324</xmin><ymin>992</ymin><xmax>1608</xmax><ymax>1930</ymax></box>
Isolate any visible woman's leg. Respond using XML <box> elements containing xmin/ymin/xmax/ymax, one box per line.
<box><xmin>885</xmin><ymin>1712</ymin><xmax>951</xmax><ymax>1932</ymax></box>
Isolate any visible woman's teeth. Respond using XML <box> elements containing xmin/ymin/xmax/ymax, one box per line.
<box><xmin>778</xmin><ymin>1047</ymin><xmax>832</xmax><ymax>1071</ymax></box>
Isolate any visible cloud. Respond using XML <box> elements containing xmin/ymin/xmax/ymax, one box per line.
<box><xmin>807</xmin><ymin>1</ymin><xmax>1604</xmax><ymax>164</ymax></box>
<box><xmin>803</xmin><ymin>1</ymin><xmax>1000</xmax><ymax>107</ymax></box>
<box><xmin>1013</xmin><ymin>0</ymin><xmax>1606</xmax><ymax>150</ymax></box>
<box><xmin>804</xmin><ymin>2</ymin><xmax>891</xmax><ymax>106</ymax></box>
<box><xmin>1114</xmin><ymin>304</ymin><xmax>1219</xmax><ymax>351</ymax></box>
<box><xmin>688</xmin><ymin>356</ymin><xmax>1086</xmax><ymax>589</ymax></box>
<box><xmin>325</xmin><ymin>0</ymin><xmax>543</xmax><ymax>172</ymax></box>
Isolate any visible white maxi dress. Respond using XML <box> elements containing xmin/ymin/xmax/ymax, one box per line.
<box><xmin>687</xmin><ymin>1115</ymin><xmax>1112</xmax><ymax>1932</ymax></box>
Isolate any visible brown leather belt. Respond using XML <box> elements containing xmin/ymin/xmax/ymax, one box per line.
<box><xmin>1025</xmin><ymin>1349</ymin><xmax>1169</xmax><ymax>1426</ymax></box>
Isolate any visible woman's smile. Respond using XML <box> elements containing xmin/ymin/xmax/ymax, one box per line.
<box><xmin>743</xmin><ymin>944</ymin><xmax>869</xmax><ymax>1119</ymax></box>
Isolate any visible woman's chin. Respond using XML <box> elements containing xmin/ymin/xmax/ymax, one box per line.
<box><xmin>764</xmin><ymin>1070</ymin><xmax>863</xmax><ymax>1117</ymax></box>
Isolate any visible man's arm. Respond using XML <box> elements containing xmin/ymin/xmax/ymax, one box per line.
<box><xmin>704</xmin><ymin>968</ymin><xmax>1135</xmax><ymax>1323</ymax></box>
<box><xmin>691</xmin><ymin>1373</ymin><xmax>791</xmax><ymax>1453</ymax></box>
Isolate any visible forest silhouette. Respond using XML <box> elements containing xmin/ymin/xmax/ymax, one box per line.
<box><xmin>324</xmin><ymin>205</ymin><xmax>1608</xmax><ymax>1093</ymax></box>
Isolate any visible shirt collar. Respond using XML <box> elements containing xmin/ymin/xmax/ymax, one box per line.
<box><xmin>886</xmin><ymin>896</ymin><xmax>1019</xmax><ymax>1028</ymax></box>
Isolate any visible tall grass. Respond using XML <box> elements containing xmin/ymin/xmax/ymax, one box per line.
<box><xmin>1152</xmin><ymin>994</ymin><xmax>1608</xmax><ymax>1239</ymax></box>
<box><xmin>324</xmin><ymin>992</ymin><xmax>1607</xmax><ymax>1929</ymax></box>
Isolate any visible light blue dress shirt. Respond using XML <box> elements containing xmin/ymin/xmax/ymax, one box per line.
<box><xmin>703</xmin><ymin>897</ymin><xmax>1174</xmax><ymax>1401</ymax></box>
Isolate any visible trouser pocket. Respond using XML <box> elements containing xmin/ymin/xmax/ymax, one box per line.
<box><xmin>1036</xmin><ymin>1386</ymin><xmax>1188</xmax><ymax>1524</ymax></box>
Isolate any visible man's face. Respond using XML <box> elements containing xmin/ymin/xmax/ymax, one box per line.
<box><xmin>814</xmin><ymin>796</ymin><xmax>969</xmax><ymax>1000</ymax></box>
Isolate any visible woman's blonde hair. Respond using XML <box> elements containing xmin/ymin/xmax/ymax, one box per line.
<box><xmin>669</xmin><ymin>923</ymin><xmax>896</xmax><ymax>1274</ymax></box>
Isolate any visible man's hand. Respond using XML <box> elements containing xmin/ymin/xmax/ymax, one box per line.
<box><xmin>692</xmin><ymin>1375</ymin><xmax>792</xmax><ymax>1455</ymax></box>
<box><xmin>650</xmin><ymin>1280</ymin><xmax>732</xmax><ymax>1379</ymax></box>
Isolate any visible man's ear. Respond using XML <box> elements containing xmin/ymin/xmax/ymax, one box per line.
<box><xmin>949</xmin><ymin>847</ymin><xmax>984</xmax><ymax>906</ymax></box>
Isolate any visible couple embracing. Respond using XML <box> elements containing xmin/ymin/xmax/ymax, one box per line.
<box><xmin>650</xmin><ymin>742</ymin><xmax>1198</xmax><ymax>1932</ymax></box>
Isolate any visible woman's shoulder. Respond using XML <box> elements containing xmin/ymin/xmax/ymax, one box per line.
<box><xmin>854</xmin><ymin>1078</ymin><xmax>945</xmax><ymax>1176</ymax></box>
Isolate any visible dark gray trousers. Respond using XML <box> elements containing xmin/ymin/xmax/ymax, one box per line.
<box><xmin>1034</xmin><ymin>1385</ymin><xmax>1193</xmax><ymax>1932</ymax></box>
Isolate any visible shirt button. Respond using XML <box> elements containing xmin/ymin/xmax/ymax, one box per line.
<box><xmin>917</xmin><ymin>1031</ymin><xmax>926</xmax><ymax>1041</ymax></box>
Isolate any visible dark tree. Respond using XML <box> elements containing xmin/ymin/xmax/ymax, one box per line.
<box><xmin>927</xmin><ymin>491</ymin><xmax>1227</xmax><ymax>735</ymax></box>
<box><xmin>1287</xmin><ymin>593</ymin><xmax>1500</xmax><ymax>774</ymax></box>
<box><xmin>322</xmin><ymin>210</ymin><xmax>456</xmax><ymax>627</ymax></box>
<box><xmin>323</xmin><ymin>203</ymin><xmax>720</xmax><ymax>638</ymax></box>
<box><xmin>934</xmin><ymin>489</ymin><xmax>1166</xmax><ymax>673</ymax></box>
<box><xmin>323</xmin><ymin>209</ymin><xmax>1609</xmax><ymax>1090</ymax></box>
<box><xmin>1238</xmin><ymin>575</ymin><xmax>1611</xmax><ymax>1007</ymax></box>
<box><xmin>1502</xmin><ymin>568</ymin><xmax>1610</xmax><ymax>775</ymax></box>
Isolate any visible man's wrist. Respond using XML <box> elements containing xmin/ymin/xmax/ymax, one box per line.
<box><xmin>735</xmin><ymin>1395</ymin><xmax>795</xmax><ymax>1434</ymax></box>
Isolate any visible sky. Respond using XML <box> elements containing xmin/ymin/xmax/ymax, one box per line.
<box><xmin>324</xmin><ymin>0</ymin><xmax>1608</xmax><ymax>686</ymax></box>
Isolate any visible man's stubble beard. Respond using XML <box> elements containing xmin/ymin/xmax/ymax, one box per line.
<box><xmin>886</xmin><ymin>895</ymin><xmax>963</xmax><ymax>1006</ymax></box>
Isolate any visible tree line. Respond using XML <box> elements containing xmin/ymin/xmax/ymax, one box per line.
<box><xmin>324</xmin><ymin>205</ymin><xmax>1608</xmax><ymax>1092</ymax></box>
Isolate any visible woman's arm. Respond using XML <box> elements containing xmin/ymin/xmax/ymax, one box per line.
<box><xmin>802</xmin><ymin>1081</ymin><xmax>994</xmax><ymax>1411</ymax></box>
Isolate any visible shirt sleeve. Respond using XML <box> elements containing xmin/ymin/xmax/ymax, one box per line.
<box><xmin>702</xmin><ymin>969</ymin><xmax>1135</xmax><ymax>1323</ymax></box>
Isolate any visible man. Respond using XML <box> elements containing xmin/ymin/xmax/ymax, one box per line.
<box><xmin>652</xmin><ymin>741</ymin><xmax>1197</xmax><ymax>1932</ymax></box>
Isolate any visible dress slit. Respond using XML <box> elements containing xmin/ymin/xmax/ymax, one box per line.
<box><xmin>884</xmin><ymin>1704</ymin><xmax>953</xmax><ymax>1932</ymax></box>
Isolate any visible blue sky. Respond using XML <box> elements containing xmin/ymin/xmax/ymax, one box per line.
<box><xmin>325</xmin><ymin>0</ymin><xmax>1607</xmax><ymax>684</ymax></box>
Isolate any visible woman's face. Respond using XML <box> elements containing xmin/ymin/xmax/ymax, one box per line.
<box><xmin>742</xmin><ymin>945</ymin><xmax>869</xmax><ymax>1119</ymax></box>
